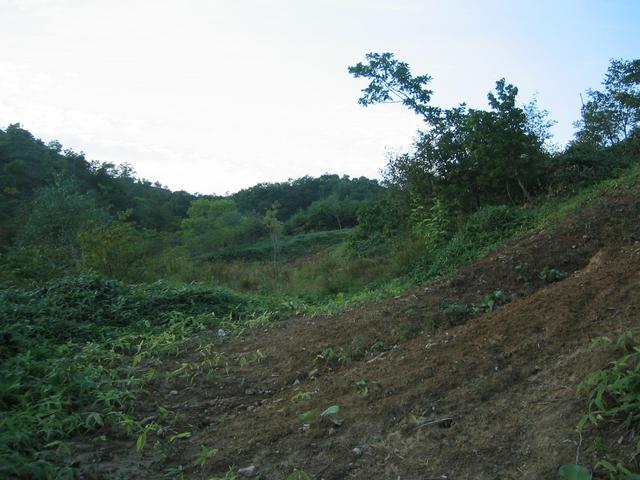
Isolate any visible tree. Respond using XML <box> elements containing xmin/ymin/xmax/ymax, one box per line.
<box><xmin>349</xmin><ymin>52</ymin><xmax>551</xmax><ymax>212</ymax></box>
<box><xmin>180</xmin><ymin>198</ymin><xmax>259</xmax><ymax>257</ymax></box>
<box><xmin>348</xmin><ymin>52</ymin><xmax>439</xmax><ymax>121</ymax></box>
<box><xmin>575</xmin><ymin>58</ymin><xmax>640</xmax><ymax>147</ymax></box>
<box><xmin>263</xmin><ymin>202</ymin><xmax>284</xmax><ymax>287</ymax></box>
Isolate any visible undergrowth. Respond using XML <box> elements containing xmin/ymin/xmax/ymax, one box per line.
<box><xmin>574</xmin><ymin>330</ymin><xmax>640</xmax><ymax>479</ymax></box>
<box><xmin>0</xmin><ymin>274</ymin><xmax>289</xmax><ymax>478</ymax></box>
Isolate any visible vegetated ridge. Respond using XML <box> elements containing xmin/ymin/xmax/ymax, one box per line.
<box><xmin>65</xmin><ymin>174</ymin><xmax>640</xmax><ymax>479</ymax></box>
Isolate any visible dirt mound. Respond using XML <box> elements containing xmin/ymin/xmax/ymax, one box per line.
<box><xmin>73</xmin><ymin>190</ymin><xmax>640</xmax><ymax>479</ymax></box>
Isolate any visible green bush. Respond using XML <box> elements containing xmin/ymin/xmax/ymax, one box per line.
<box><xmin>414</xmin><ymin>204</ymin><xmax>534</xmax><ymax>279</ymax></box>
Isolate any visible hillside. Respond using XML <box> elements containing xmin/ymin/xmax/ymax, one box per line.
<box><xmin>62</xmin><ymin>174</ymin><xmax>640</xmax><ymax>479</ymax></box>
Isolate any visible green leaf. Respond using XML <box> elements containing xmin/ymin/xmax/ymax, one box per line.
<box><xmin>321</xmin><ymin>405</ymin><xmax>340</xmax><ymax>417</ymax></box>
<box><xmin>136</xmin><ymin>432</ymin><xmax>147</xmax><ymax>452</ymax></box>
<box><xmin>169</xmin><ymin>431</ymin><xmax>191</xmax><ymax>442</ymax></box>
<box><xmin>558</xmin><ymin>464</ymin><xmax>592</xmax><ymax>480</ymax></box>
<box><xmin>288</xmin><ymin>470</ymin><xmax>311</xmax><ymax>480</ymax></box>
<box><xmin>298</xmin><ymin>410</ymin><xmax>319</xmax><ymax>422</ymax></box>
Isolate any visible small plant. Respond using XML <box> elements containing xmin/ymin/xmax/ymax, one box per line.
<box><xmin>316</xmin><ymin>346</ymin><xmax>338</xmax><ymax>363</ymax></box>
<box><xmin>576</xmin><ymin>330</ymin><xmax>640</xmax><ymax>478</ymax></box>
<box><xmin>315</xmin><ymin>346</ymin><xmax>349</xmax><ymax>366</ymax></box>
<box><xmin>165</xmin><ymin>464</ymin><xmax>186</xmax><ymax>479</ymax></box>
<box><xmin>577</xmin><ymin>331</ymin><xmax>640</xmax><ymax>434</ymax></box>
<box><xmin>136</xmin><ymin>422</ymin><xmax>159</xmax><ymax>452</ymax></box>
<box><xmin>539</xmin><ymin>266</ymin><xmax>566</xmax><ymax>283</ymax></box>
<box><xmin>208</xmin><ymin>466</ymin><xmax>238</xmax><ymax>480</ymax></box>
<box><xmin>291</xmin><ymin>390</ymin><xmax>314</xmax><ymax>402</ymax></box>
<box><xmin>297</xmin><ymin>405</ymin><xmax>344</xmax><ymax>427</ymax></box>
<box><xmin>480</xmin><ymin>290</ymin><xmax>505</xmax><ymax>312</ymax></box>
<box><xmin>320</xmin><ymin>405</ymin><xmax>344</xmax><ymax>427</ymax></box>
<box><xmin>298</xmin><ymin>409</ymin><xmax>319</xmax><ymax>422</ymax></box>
<box><xmin>558</xmin><ymin>464</ymin><xmax>592</xmax><ymax>480</ymax></box>
<box><xmin>356</xmin><ymin>379</ymin><xmax>368</xmax><ymax>397</ymax></box>
<box><xmin>288</xmin><ymin>470</ymin><xmax>311</xmax><ymax>480</ymax></box>
<box><xmin>443</xmin><ymin>301</ymin><xmax>473</xmax><ymax>320</ymax></box>
<box><xmin>596</xmin><ymin>460</ymin><xmax>640</xmax><ymax>480</ymax></box>
<box><xmin>169</xmin><ymin>431</ymin><xmax>192</xmax><ymax>442</ymax></box>
<box><xmin>194</xmin><ymin>445</ymin><xmax>218</xmax><ymax>467</ymax></box>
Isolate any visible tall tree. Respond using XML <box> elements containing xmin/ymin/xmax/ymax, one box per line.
<box><xmin>576</xmin><ymin>58</ymin><xmax>640</xmax><ymax>146</ymax></box>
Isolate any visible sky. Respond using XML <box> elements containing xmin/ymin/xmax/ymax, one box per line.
<box><xmin>1</xmin><ymin>0</ymin><xmax>639</xmax><ymax>195</ymax></box>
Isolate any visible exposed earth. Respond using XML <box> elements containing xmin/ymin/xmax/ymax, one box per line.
<box><xmin>71</xmin><ymin>188</ymin><xmax>640</xmax><ymax>479</ymax></box>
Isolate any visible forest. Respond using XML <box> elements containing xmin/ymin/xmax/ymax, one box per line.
<box><xmin>1</xmin><ymin>56</ymin><xmax>639</xmax><ymax>478</ymax></box>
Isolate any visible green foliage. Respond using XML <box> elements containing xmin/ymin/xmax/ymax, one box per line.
<box><xmin>286</xmin><ymin>195</ymin><xmax>361</xmax><ymax>233</ymax></box>
<box><xmin>348</xmin><ymin>52</ymin><xmax>436</xmax><ymax>120</ymax></box>
<box><xmin>577</xmin><ymin>331</ymin><xmax>640</xmax><ymax>436</ymax></box>
<box><xmin>576</xmin><ymin>330</ymin><xmax>640</xmax><ymax>478</ymax></box>
<box><xmin>320</xmin><ymin>405</ymin><xmax>344</xmax><ymax>426</ymax></box>
<box><xmin>232</xmin><ymin>174</ymin><xmax>381</xmax><ymax>222</ymax></box>
<box><xmin>180</xmin><ymin>198</ymin><xmax>262</xmax><ymax>257</ymax></box>
<box><xmin>411</xmin><ymin>197</ymin><xmax>456</xmax><ymax>249</ymax></box>
<box><xmin>596</xmin><ymin>461</ymin><xmax>640</xmax><ymax>480</ymax></box>
<box><xmin>415</xmin><ymin>204</ymin><xmax>534</xmax><ymax>279</ymax></box>
<box><xmin>539</xmin><ymin>266</ymin><xmax>566</xmax><ymax>283</ymax></box>
<box><xmin>288</xmin><ymin>470</ymin><xmax>311</xmax><ymax>480</ymax></box>
<box><xmin>0</xmin><ymin>273</ymin><xmax>281</xmax><ymax>477</ymax></box>
<box><xmin>575</xmin><ymin>58</ymin><xmax>639</xmax><ymax>147</ymax></box>
<box><xmin>78</xmin><ymin>219</ymin><xmax>168</xmax><ymax>282</ymax></box>
<box><xmin>559</xmin><ymin>464</ymin><xmax>592</xmax><ymax>480</ymax></box>
<box><xmin>480</xmin><ymin>290</ymin><xmax>505</xmax><ymax>312</ymax></box>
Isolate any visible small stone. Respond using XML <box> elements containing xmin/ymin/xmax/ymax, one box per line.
<box><xmin>140</xmin><ymin>415</ymin><xmax>157</xmax><ymax>426</ymax></box>
<box><xmin>352</xmin><ymin>447</ymin><xmax>363</xmax><ymax>457</ymax></box>
<box><xmin>308</xmin><ymin>368</ymin><xmax>319</xmax><ymax>378</ymax></box>
<box><xmin>245</xmin><ymin>388</ymin><xmax>256</xmax><ymax>395</ymax></box>
<box><xmin>238</xmin><ymin>465</ymin><xmax>258</xmax><ymax>477</ymax></box>
<box><xmin>217</xmin><ymin>329</ymin><xmax>226</xmax><ymax>337</ymax></box>
<box><xmin>169</xmin><ymin>390</ymin><xmax>178</xmax><ymax>396</ymax></box>
<box><xmin>293</xmin><ymin>379</ymin><xmax>300</xmax><ymax>385</ymax></box>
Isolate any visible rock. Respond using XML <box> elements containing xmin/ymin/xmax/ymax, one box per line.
<box><xmin>217</xmin><ymin>329</ymin><xmax>226</xmax><ymax>337</ymax></box>
<box><xmin>238</xmin><ymin>465</ymin><xmax>258</xmax><ymax>477</ymax></box>
<box><xmin>244</xmin><ymin>388</ymin><xmax>256</xmax><ymax>395</ymax></box>
<box><xmin>308</xmin><ymin>368</ymin><xmax>319</xmax><ymax>379</ymax></box>
<box><xmin>169</xmin><ymin>390</ymin><xmax>178</xmax><ymax>396</ymax></box>
<box><xmin>353</xmin><ymin>447</ymin><xmax>363</xmax><ymax>457</ymax></box>
<box><xmin>140</xmin><ymin>415</ymin><xmax>157</xmax><ymax>426</ymax></box>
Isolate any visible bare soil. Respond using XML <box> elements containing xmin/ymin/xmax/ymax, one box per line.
<box><xmin>73</xmin><ymin>189</ymin><xmax>640</xmax><ymax>480</ymax></box>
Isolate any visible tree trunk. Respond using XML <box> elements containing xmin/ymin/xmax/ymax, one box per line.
<box><xmin>514</xmin><ymin>169</ymin><xmax>532</xmax><ymax>204</ymax></box>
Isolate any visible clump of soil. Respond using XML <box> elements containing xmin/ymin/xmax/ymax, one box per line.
<box><xmin>73</xmin><ymin>189</ymin><xmax>640</xmax><ymax>479</ymax></box>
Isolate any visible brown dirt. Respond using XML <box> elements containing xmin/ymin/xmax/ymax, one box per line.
<box><xmin>73</xmin><ymin>189</ymin><xmax>640</xmax><ymax>480</ymax></box>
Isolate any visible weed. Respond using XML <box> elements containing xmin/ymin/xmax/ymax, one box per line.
<box><xmin>443</xmin><ymin>302</ymin><xmax>473</xmax><ymax>321</ymax></box>
<box><xmin>596</xmin><ymin>461</ymin><xmax>640</xmax><ymax>480</ymax></box>
<box><xmin>165</xmin><ymin>464</ymin><xmax>186</xmax><ymax>479</ymax></box>
<box><xmin>208</xmin><ymin>467</ymin><xmax>239</xmax><ymax>480</ymax></box>
<box><xmin>539</xmin><ymin>266</ymin><xmax>566</xmax><ymax>283</ymax></box>
<box><xmin>321</xmin><ymin>405</ymin><xmax>344</xmax><ymax>427</ymax></box>
<box><xmin>393</xmin><ymin>322</ymin><xmax>423</xmax><ymax>341</ymax></box>
<box><xmin>480</xmin><ymin>290</ymin><xmax>505</xmax><ymax>312</ymax></box>
<box><xmin>558</xmin><ymin>464</ymin><xmax>592</xmax><ymax>480</ymax></box>
<box><xmin>576</xmin><ymin>330</ymin><xmax>640</xmax><ymax>478</ymax></box>
<box><xmin>194</xmin><ymin>445</ymin><xmax>218</xmax><ymax>467</ymax></box>
<box><xmin>291</xmin><ymin>391</ymin><xmax>314</xmax><ymax>402</ymax></box>
<box><xmin>356</xmin><ymin>379</ymin><xmax>369</xmax><ymax>397</ymax></box>
<box><xmin>136</xmin><ymin>422</ymin><xmax>159</xmax><ymax>452</ymax></box>
<box><xmin>288</xmin><ymin>470</ymin><xmax>311</xmax><ymax>480</ymax></box>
